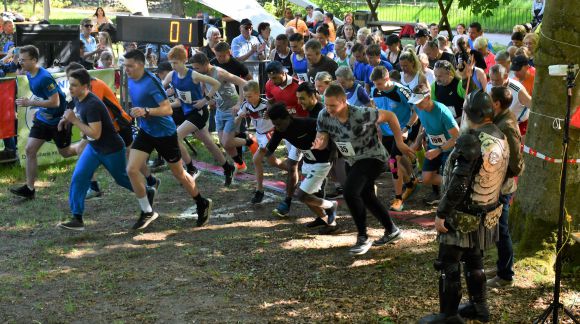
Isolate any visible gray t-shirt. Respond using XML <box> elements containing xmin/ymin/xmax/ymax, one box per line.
<box><xmin>317</xmin><ymin>105</ymin><xmax>387</xmax><ymax>165</ymax></box>
<box><xmin>205</xmin><ymin>66</ymin><xmax>240</xmax><ymax>112</ymax></box>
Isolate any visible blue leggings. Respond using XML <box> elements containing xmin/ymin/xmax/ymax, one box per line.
<box><xmin>69</xmin><ymin>145</ymin><xmax>133</xmax><ymax>217</ymax></box>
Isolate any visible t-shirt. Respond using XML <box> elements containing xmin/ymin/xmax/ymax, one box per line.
<box><xmin>371</xmin><ymin>83</ymin><xmax>413</xmax><ymax>136</ymax></box>
<box><xmin>128</xmin><ymin>70</ymin><xmax>176</xmax><ymax>137</ymax></box>
<box><xmin>430</xmin><ymin>78</ymin><xmax>466</xmax><ymax>119</ymax></box>
<box><xmin>486</xmin><ymin>79</ymin><xmax>529</xmax><ymax>123</ymax></box>
<box><xmin>90</xmin><ymin>77</ymin><xmax>132</xmax><ymax>131</ymax></box>
<box><xmin>28</xmin><ymin>67</ymin><xmax>67</xmax><ymax>126</ymax></box>
<box><xmin>267</xmin><ymin>117</ymin><xmax>331</xmax><ymax>164</ymax></box>
<box><xmin>307</xmin><ymin>102</ymin><xmax>324</xmax><ymax>119</ymax></box>
<box><xmin>415</xmin><ymin>100</ymin><xmax>458</xmax><ymax>150</ymax></box>
<box><xmin>80</xmin><ymin>34</ymin><xmax>97</xmax><ymax>53</ymax></box>
<box><xmin>321</xmin><ymin>42</ymin><xmax>335</xmax><ymax>57</ymax></box>
<box><xmin>317</xmin><ymin>105</ymin><xmax>387</xmax><ymax>165</ymax></box>
<box><xmin>74</xmin><ymin>92</ymin><xmax>124</xmax><ymax>155</ymax></box>
<box><xmin>231</xmin><ymin>34</ymin><xmax>260</xmax><ymax>61</ymax></box>
<box><xmin>353</xmin><ymin>61</ymin><xmax>368</xmax><ymax>83</ymax></box>
<box><xmin>211</xmin><ymin>57</ymin><xmax>251</xmax><ymax>79</ymax></box>
<box><xmin>265</xmin><ymin>76</ymin><xmax>308</xmax><ymax>117</ymax></box>
<box><xmin>307</xmin><ymin>55</ymin><xmax>338</xmax><ymax>83</ymax></box>
<box><xmin>238</xmin><ymin>98</ymin><xmax>273</xmax><ymax>134</ymax></box>
<box><xmin>428</xmin><ymin>52</ymin><xmax>456</xmax><ymax>69</ymax></box>
<box><xmin>364</xmin><ymin>60</ymin><xmax>394</xmax><ymax>87</ymax></box>
<box><xmin>518</xmin><ymin>67</ymin><xmax>536</xmax><ymax>96</ymax></box>
<box><xmin>346</xmin><ymin>83</ymin><xmax>371</xmax><ymax>107</ymax></box>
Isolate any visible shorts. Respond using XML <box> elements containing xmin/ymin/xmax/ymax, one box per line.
<box><xmin>215</xmin><ymin>109</ymin><xmax>238</xmax><ymax>133</ymax></box>
<box><xmin>284</xmin><ymin>140</ymin><xmax>303</xmax><ymax>162</ymax></box>
<box><xmin>256</xmin><ymin>131</ymin><xmax>273</xmax><ymax>148</ymax></box>
<box><xmin>381</xmin><ymin>135</ymin><xmax>402</xmax><ymax>157</ymax></box>
<box><xmin>518</xmin><ymin>120</ymin><xmax>528</xmax><ymax>136</ymax></box>
<box><xmin>172</xmin><ymin>106</ymin><xmax>186</xmax><ymax>126</ymax></box>
<box><xmin>131</xmin><ymin>129</ymin><xmax>181</xmax><ymax>163</ymax></box>
<box><xmin>118</xmin><ymin>125</ymin><xmax>134</xmax><ymax>147</ymax></box>
<box><xmin>29</xmin><ymin>119</ymin><xmax>72</xmax><ymax>149</ymax></box>
<box><xmin>184</xmin><ymin>106</ymin><xmax>210</xmax><ymax>130</ymax></box>
<box><xmin>299</xmin><ymin>162</ymin><xmax>332</xmax><ymax>194</ymax></box>
<box><xmin>422</xmin><ymin>150</ymin><xmax>450</xmax><ymax>173</ymax></box>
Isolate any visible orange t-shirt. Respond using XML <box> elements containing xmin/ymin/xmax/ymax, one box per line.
<box><xmin>90</xmin><ymin>78</ymin><xmax>132</xmax><ymax>131</ymax></box>
<box><xmin>286</xmin><ymin>19</ymin><xmax>309</xmax><ymax>37</ymax></box>
<box><xmin>518</xmin><ymin>66</ymin><xmax>536</xmax><ymax>96</ymax></box>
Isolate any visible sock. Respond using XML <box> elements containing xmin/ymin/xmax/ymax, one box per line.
<box><xmin>321</xmin><ymin>199</ymin><xmax>333</xmax><ymax>209</ymax></box>
<box><xmin>193</xmin><ymin>193</ymin><xmax>205</xmax><ymax>205</ymax></box>
<box><xmin>433</xmin><ymin>185</ymin><xmax>440</xmax><ymax>195</ymax></box>
<box><xmin>232</xmin><ymin>154</ymin><xmax>244</xmax><ymax>164</ymax></box>
<box><xmin>73</xmin><ymin>214</ymin><xmax>83</xmax><ymax>222</ymax></box>
<box><xmin>245</xmin><ymin>138</ymin><xmax>254</xmax><ymax>147</ymax></box>
<box><xmin>27</xmin><ymin>185</ymin><xmax>34</xmax><ymax>191</ymax></box>
<box><xmin>138</xmin><ymin>196</ymin><xmax>153</xmax><ymax>213</ymax></box>
<box><xmin>396</xmin><ymin>194</ymin><xmax>403</xmax><ymax>200</ymax></box>
<box><xmin>90</xmin><ymin>181</ymin><xmax>100</xmax><ymax>192</ymax></box>
<box><xmin>146</xmin><ymin>175</ymin><xmax>156</xmax><ymax>187</ymax></box>
<box><xmin>186</xmin><ymin>160</ymin><xmax>194</xmax><ymax>172</ymax></box>
<box><xmin>284</xmin><ymin>196</ymin><xmax>292</xmax><ymax>205</ymax></box>
<box><xmin>406</xmin><ymin>179</ymin><xmax>415</xmax><ymax>188</ymax></box>
<box><xmin>223</xmin><ymin>162</ymin><xmax>233</xmax><ymax>170</ymax></box>
<box><xmin>236</xmin><ymin>146</ymin><xmax>243</xmax><ymax>158</ymax></box>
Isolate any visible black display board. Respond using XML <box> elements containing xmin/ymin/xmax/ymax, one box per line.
<box><xmin>116</xmin><ymin>16</ymin><xmax>203</xmax><ymax>46</ymax></box>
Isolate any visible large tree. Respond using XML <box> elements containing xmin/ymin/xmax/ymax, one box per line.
<box><xmin>510</xmin><ymin>0</ymin><xmax>580</xmax><ymax>274</ymax></box>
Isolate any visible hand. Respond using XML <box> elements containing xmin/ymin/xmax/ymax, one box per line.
<box><xmin>231</xmin><ymin>104</ymin><xmax>240</xmax><ymax>115</ymax></box>
<box><xmin>130</xmin><ymin>107</ymin><xmax>147</xmax><ymax>118</ymax></box>
<box><xmin>208</xmin><ymin>99</ymin><xmax>217</xmax><ymax>109</ymax></box>
<box><xmin>258</xmin><ymin>43</ymin><xmax>266</xmax><ymax>53</ymax></box>
<box><xmin>15</xmin><ymin>98</ymin><xmax>31</xmax><ymax>107</ymax></box>
<box><xmin>251</xmin><ymin>44</ymin><xmax>259</xmax><ymax>54</ymax></box>
<box><xmin>311</xmin><ymin>136</ymin><xmax>325</xmax><ymax>150</ymax></box>
<box><xmin>425</xmin><ymin>148</ymin><xmax>442</xmax><ymax>160</ymax></box>
<box><xmin>57</xmin><ymin>118</ymin><xmax>69</xmax><ymax>131</ymax></box>
<box><xmin>62</xmin><ymin>109</ymin><xmax>78</xmax><ymax>123</ymax></box>
<box><xmin>193</xmin><ymin>98</ymin><xmax>208</xmax><ymax>109</ymax></box>
<box><xmin>397</xmin><ymin>142</ymin><xmax>416</xmax><ymax>159</ymax></box>
<box><xmin>166</xmin><ymin>88</ymin><xmax>175</xmax><ymax>96</ymax></box>
<box><xmin>435</xmin><ymin>217</ymin><xmax>448</xmax><ymax>233</ymax></box>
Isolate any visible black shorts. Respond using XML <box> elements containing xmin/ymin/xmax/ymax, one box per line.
<box><xmin>382</xmin><ymin>135</ymin><xmax>402</xmax><ymax>157</ymax></box>
<box><xmin>118</xmin><ymin>125</ymin><xmax>134</xmax><ymax>147</ymax></box>
<box><xmin>172</xmin><ymin>106</ymin><xmax>186</xmax><ymax>126</ymax></box>
<box><xmin>131</xmin><ymin>129</ymin><xmax>181</xmax><ymax>163</ymax></box>
<box><xmin>184</xmin><ymin>107</ymin><xmax>209</xmax><ymax>130</ymax></box>
<box><xmin>29</xmin><ymin>119</ymin><xmax>72</xmax><ymax>149</ymax></box>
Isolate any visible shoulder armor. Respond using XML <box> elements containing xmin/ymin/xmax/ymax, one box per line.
<box><xmin>455</xmin><ymin>133</ymin><xmax>480</xmax><ymax>161</ymax></box>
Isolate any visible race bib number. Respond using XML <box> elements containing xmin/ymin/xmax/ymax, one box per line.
<box><xmin>168</xmin><ymin>94</ymin><xmax>177</xmax><ymax>104</ymax></box>
<box><xmin>297</xmin><ymin>73</ymin><xmax>308</xmax><ymax>82</ymax></box>
<box><xmin>335</xmin><ymin>141</ymin><xmax>355</xmax><ymax>156</ymax></box>
<box><xmin>428</xmin><ymin>134</ymin><xmax>447</xmax><ymax>147</ymax></box>
<box><xmin>302</xmin><ymin>149</ymin><xmax>316</xmax><ymax>161</ymax></box>
<box><xmin>175</xmin><ymin>89</ymin><xmax>193</xmax><ymax>104</ymax></box>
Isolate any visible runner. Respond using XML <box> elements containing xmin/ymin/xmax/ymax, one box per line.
<box><xmin>288</xmin><ymin>33</ymin><xmax>308</xmax><ymax>82</ymax></box>
<box><xmin>266</xmin><ymin>102</ymin><xmax>338</xmax><ymax>234</ymax></box>
<box><xmin>313</xmin><ymin>83</ymin><xmax>414</xmax><ymax>255</ymax></box>
<box><xmin>163</xmin><ymin>45</ymin><xmax>236</xmax><ymax>185</ymax></box>
<box><xmin>124</xmin><ymin>49</ymin><xmax>212</xmax><ymax>230</ymax></box>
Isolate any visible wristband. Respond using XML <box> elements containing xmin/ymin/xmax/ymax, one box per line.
<box><xmin>406</xmin><ymin>124</ymin><xmax>412</xmax><ymax>129</ymax></box>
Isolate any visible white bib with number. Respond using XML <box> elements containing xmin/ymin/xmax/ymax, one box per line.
<box><xmin>335</xmin><ymin>141</ymin><xmax>356</xmax><ymax>156</ymax></box>
<box><xmin>297</xmin><ymin>73</ymin><xmax>308</xmax><ymax>82</ymax></box>
<box><xmin>428</xmin><ymin>134</ymin><xmax>447</xmax><ymax>147</ymax></box>
<box><xmin>175</xmin><ymin>89</ymin><xmax>193</xmax><ymax>104</ymax></box>
<box><xmin>301</xmin><ymin>149</ymin><xmax>316</xmax><ymax>161</ymax></box>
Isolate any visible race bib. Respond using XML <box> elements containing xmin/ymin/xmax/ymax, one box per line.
<box><xmin>297</xmin><ymin>73</ymin><xmax>308</xmax><ymax>82</ymax></box>
<box><xmin>175</xmin><ymin>88</ymin><xmax>193</xmax><ymax>104</ymax></box>
<box><xmin>428</xmin><ymin>134</ymin><xmax>447</xmax><ymax>147</ymax></box>
<box><xmin>335</xmin><ymin>141</ymin><xmax>355</xmax><ymax>157</ymax></box>
<box><xmin>302</xmin><ymin>149</ymin><xmax>316</xmax><ymax>161</ymax></box>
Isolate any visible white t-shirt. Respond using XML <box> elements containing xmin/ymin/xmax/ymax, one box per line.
<box><xmin>486</xmin><ymin>78</ymin><xmax>530</xmax><ymax>123</ymax></box>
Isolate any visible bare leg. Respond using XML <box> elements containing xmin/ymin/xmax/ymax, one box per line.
<box><xmin>127</xmin><ymin>149</ymin><xmax>149</xmax><ymax>199</ymax></box>
<box><xmin>167</xmin><ymin>160</ymin><xmax>199</xmax><ymax>197</ymax></box>
<box><xmin>24</xmin><ymin>138</ymin><xmax>45</xmax><ymax>189</ymax></box>
<box><xmin>177</xmin><ymin>120</ymin><xmax>199</xmax><ymax>165</ymax></box>
<box><xmin>195</xmin><ymin>127</ymin><xmax>227</xmax><ymax>165</ymax></box>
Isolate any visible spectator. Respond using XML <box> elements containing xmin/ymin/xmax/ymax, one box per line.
<box><xmin>339</xmin><ymin>24</ymin><xmax>357</xmax><ymax>49</ymax></box>
<box><xmin>91</xmin><ymin>7</ymin><xmax>113</xmax><ymax>33</ymax></box>
<box><xmin>451</xmin><ymin>23</ymin><xmax>468</xmax><ymax>51</ymax></box>
<box><xmin>523</xmin><ymin>33</ymin><xmax>538</xmax><ymax>66</ymax></box>
<box><xmin>285</xmin><ymin>26</ymin><xmax>296</xmax><ymax>38</ymax></box>
<box><xmin>285</xmin><ymin>13</ymin><xmax>309</xmax><ymax>37</ymax></box>
<box><xmin>456</xmin><ymin>36</ymin><xmax>486</xmax><ymax>72</ymax></box>
<box><xmin>79</xmin><ymin>18</ymin><xmax>102</xmax><ymax>65</ymax></box>
<box><xmin>316</xmin><ymin>24</ymin><xmax>335</xmax><ymax>59</ymax></box>
<box><xmin>304</xmin><ymin>39</ymin><xmax>338</xmax><ymax>83</ymax></box>
<box><xmin>494</xmin><ymin>50</ymin><xmax>512</xmax><ymax>75</ymax></box>
<box><xmin>323</xmin><ymin>12</ymin><xmax>337</xmax><ymax>42</ymax></box>
<box><xmin>231</xmin><ymin>18</ymin><xmax>265</xmax><ymax>63</ymax></box>
<box><xmin>419</xmin><ymin>53</ymin><xmax>435</xmax><ymax>85</ymax></box>
<box><xmin>399</xmin><ymin>49</ymin><xmax>427</xmax><ymax>91</ymax></box>
<box><xmin>336</xmin><ymin>12</ymin><xmax>359</xmax><ymax>39</ymax></box>
<box><xmin>423</xmin><ymin>39</ymin><xmax>456</xmax><ymax>69</ymax></box>
<box><xmin>511</xmin><ymin>54</ymin><xmax>536</xmax><ymax>96</ymax></box>
<box><xmin>474</xmin><ymin>36</ymin><xmax>495</xmax><ymax>75</ymax></box>
<box><xmin>436</xmin><ymin>35</ymin><xmax>453</xmax><ymax>54</ymax></box>
<box><xmin>385</xmin><ymin>34</ymin><xmax>402</xmax><ymax>71</ymax></box>
<box><xmin>415</xmin><ymin>28</ymin><xmax>429</xmax><ymax>55</ymax></box>
<box><xmin>257</xmin><ymin>22</ymin><xmax>274</xmax><ymax>58</ymax></box>
<box><xmin>201</xmin><ymin>26</ymin><xmax>221</xmax><ymax>61</ymax></box>
<box><xmin>467</xmin><ymin>22</ymin><xmax>494</xmax><ymax>53</ymax></box>
<box><xmin>532</xmin><ymin>0</ymin><xmax>545</xmax><ymax>26</ymax></box>
<box><xmin>279</xmin><ymin>7</ymin><xmax>294</xmax><ymax>26</ymax></box>
<box><xmin>356</xmin><ymin>27</ymin><xmax>371</xmax><ymax>45</ymax></box>
<box><xmin>305</xmin><ymin>5</ymin><xmax>315</xmax><ymax>27</ymax></box>
<box><xmin>335</xmin><ymin>66</ymin><xmax>371</xmax><ymax>107</ymax></box>
<box><xmin>97</xmin><ymin>31</ymin><xmax>115</xmax><ymax>64</ymax></box>
<box><xmin>269</xmin><ymin>34</ymin><xmax>293</xmax><ymax>75</ymax></box>
<box><xmin>429</xmin><ymin>23</ymin><xmax>439</xmax><ymax>39</ymax></box>
<box><xmin>0</xmin><ymin>19</ymin><xmax>14</xmax><ymax>54</ymax></box>
<box><xmin>334</xmin><ymin>39</ymin><xmax>353</xmax><ymax>70</ymax></box>
<box><xmin>309</xmin><ymin>10</ymin><xmax>324</xmax><ymax>35</ymax></box>
<box><xmin>78</xmin><ymin>42</ymin><xmax>94</xmax><ymax>70</ymax></box>
<box><xmin>510</xmin><ymin>31</ymin><xmax>525</xmax><ymax>48</ymax></box>
<box><xmin>507</xmin><ymin>45</ymin><xmax>518</xmax><ymax>59</ymax></box>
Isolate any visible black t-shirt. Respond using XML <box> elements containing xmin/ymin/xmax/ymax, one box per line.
<box><xmin>266</xmin><ymin>117</ymin><xmax>331</xmax><ymax>164</ymax></box>
<box><xmin>201</xmin><ymin>44</ymin><xmax>216</xmax><ymax>61</ymax></box>
<box><xmin>74</xmin><ymin>92</ymin><xmax>124</xmax><ymax>155</ymax></box>
<box><xmin>307</xmin><ymin>102</ymin><xmax>324</xmax><ymax>119</ymax></box>
<box><xmin>307</xmin><ymin>56</ymin><xmax>338</xmax><ymax>84</ymax></box>
<box><xmin>273</xmin><ymin>50</ymin><xmax>293</xmax><ymax>76</ymax></box>
<box><xmin>433</xmin><ymin>78</ymin><xmax>465</xmax><ymax>119</ymax></box>
<box><xmin>211</xmin><ymin>56</ymin><xmax>250</xmax><ymax>79</ymax></box>
<box><xmin>428</xmin><ymin>51</ymin><xmax>456</xmax><ymax>69</ymax></box>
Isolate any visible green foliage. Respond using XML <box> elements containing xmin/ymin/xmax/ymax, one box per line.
<box><xmin>314</xmin><ymin>0</ymin><xmax>356</xmax><ymax>19</ymax></box>
<box><xmin>183</xmin><ymin>0</ymin><xmax>222</xmax><ymax>18</ymax></box>
<box><xmin>50</xmin><ymin>0</ymin><xmax>73</xmax><ymax>9</ymax></box>
<box><xmin>456</xmin><ymin>0</ymin><xmax>512</xmax><ymax>17</ymax></box>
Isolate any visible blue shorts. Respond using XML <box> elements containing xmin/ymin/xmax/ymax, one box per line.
<box><xmin>215</xmin><ymin>109</ymin><xmax>238</xmax><ymax>133</ymax></box>
<box><xmin>422</xmin><ymin>150</ymin><xmax>450</xmax><ymax>173</ymax></box>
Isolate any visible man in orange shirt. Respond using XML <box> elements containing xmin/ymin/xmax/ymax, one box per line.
<box><xmin>511</xmin><ymin>55</ymin><xmax>536</xmax><ymax>95</ymax></box>
<box><xmin>286</xmin><ymin>13</ymin><xmax>309</xmax><ymax>37</ymax></box>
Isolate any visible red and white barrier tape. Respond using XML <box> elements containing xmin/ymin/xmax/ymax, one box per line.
<box><xmin>522</xmin><ymin>145</ymin><xmax>580</xmax><ymax>164</ymax></box>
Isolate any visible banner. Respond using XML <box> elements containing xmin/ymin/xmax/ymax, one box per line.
<box><xmin>16</xmin><ymin>68</ymin><xmax>116</xmax><ymax>167</ymax></box>
<box><xmin>0</xmin><ymin>78</ymin><xmax>16</xmax><ymax>139</ymax></box>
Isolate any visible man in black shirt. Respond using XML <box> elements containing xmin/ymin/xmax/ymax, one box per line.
<box><xmin>296</xmin><ymin>81</ymin><xmax>323</xmax><ymax>118</ymax></box>
<box><xmin>58</xmin><ymin>69</ymin><xmax>146</xmax><ymax>231</ymax></box>
<box><xmin>424</xmin><ymin>40</ymin><xmax>456</xmax><ymax>69</ymax></box>
<box><xmin>431</xmin><ymin>60</ymin><xmax>467</xmax><ymax>123</ymax></box>
<box><xmin>210</xmin><ymin>41</ymin><xmax>252</xmax><ymax>81</ymax></box>
<box><xmin>266</xmin><ymin>102</ymin><xmax>338</xmax><ymax>234</ymax></box>
<box><xmin>305</xmin><ymin>39</ymin><xmax>338</xmax><ymax>83</ymax></box>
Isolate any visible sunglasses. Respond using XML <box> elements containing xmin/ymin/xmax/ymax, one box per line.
<box><xmin>244</xmin><ymin>26</ymin><xmax>253</xmax><ymax>30</ymax></box>
<box><xmin>84</xmin><ymin>24</ymin><xmax>93</xmax><ymax>28</ymax></box>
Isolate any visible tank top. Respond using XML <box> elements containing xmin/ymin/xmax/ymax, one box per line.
<box><xmin>401</xmin><ymin>71</ymin><xmax>420</xmax><ymax>91</ymax></box>
<box><xmin>274</xmin><ymin>50</ymin><xmax>293</xmax><ymax>76</ymax></box>
<box><xmin>335</xmin><ymin>54</ymin><xmax>351</xmax><ymax>69</ymax></box>
<box><xmin>205</xmin><ymin>66</ymin><xmax>239</xmax><ymax>112</ymax></box>
<box><xmin>433</xmin><ymin>78</ymin><xmax>464</xmax><ymax>119</ymax></box>
<box><xmin>171</xmin><ymin>68</ymin><xmax>204</xmax><ymax>115</ymax></box>
<box><xmin>346</xmin><ymin>83</ymin><xmax>366</xmax><ymax>107</ymax></box>
<box><xmin>291</xmin><ymin>52</ymin><xmax>308</xmax><ymax>82</ymax></box>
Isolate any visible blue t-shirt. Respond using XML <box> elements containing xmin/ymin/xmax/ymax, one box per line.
<box><xmin>321</xmin><ymin>42</ymin><xmax>335</xmax><ymax>56</ymax></box>
<box><xmin>128</xmin><ymin>70</ymin><xmax>176</xmax><ymax>137</ymax></box>
<box><xmin>365</xmin><ymin>60</ymin><xmax>394</xmax><ymax>87</ymax></box>
<box><xmin>372</xmin><ymin>83</ymin><xmax>413</xmax><ymax>136</ymax></box>
<box><xmin>171</xmin><ymin>68</ymin><xmax>205</xmax><ymax>116</ymax></box>
<box><xmin>415</xmin><ymin>100</ymin><xmax>458</xmax><ymax>150</ymax></box>
<box><xmin>28</xmin><ymin>67</ymin><xmax>67</xmax><ymax>126</ymax></box>
<box><xmin>80</xmin><ymin>34</ymin><xmax>97</xmax><ymax>53</ymax></box>
<box><xmin>353</xmin><ymin>61</ymin><xmax>368</xmax><ymax>83</ymax></box>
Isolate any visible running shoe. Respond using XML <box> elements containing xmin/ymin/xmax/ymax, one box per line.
<box><xmin>305</xmin><ymin>217</ymin><xmax>327</xmax><ymax>228</ymax></box>
<box><xmin>486</xmin><ymin>275</ymin><xmax>514</xmax><ymax>288</ymax></box>
<box><xmin>251</xmin><ymin>190</ymin><xmax>264</xmax><ymax>204</ymax></box>
<box><xmin>224</xmin><ymin>163</ymin><xmax>235</xmax><ymax>187</ymax></box>
<box><xmin>389</xmin><ymin>198</ymin><xmax>404</xmax><ymax>211</ymax></box>
<box><xmin>146</xmin><ymin>186</ymin><xmax>157</xmax><ymax>209</ymax></box>
<box><xmin>318</xmin><ymin>221</ymin><xmax>338</xmax><ymax>235</ymax></box>
<box><xmin>423</xmin><ymin>192</ymin><xmax>441</xmax><ymax>206</ymax></box>
<box><xmin>272</xmin><ymin>201</ymin><xmax>290</xmax><ymax>217</ymax></box>
<box><xmin>85</xmin><ymin>188</ymin><xmax>103</xmax><ymax>200</ymax></box>
<box><xmin>196</xmin><ymin>198</ymin><xmax>213</xmax><ymax>227</ymax></box>
<box><xmin>248</xmin><ymin>134</ymin><xmax>259</xmax><ymax>155</ymax></box>
<box><xmin>132</xmin><ymin>211</ymin><xmax>159</xmax><ymax>230</ymax></box>
<box><xmin>235</xmin><ymin>161</ymin><xmax>247</xmax><ymax>173</ymax></box>
<box><xmin>402</xmin><ymin>178</ymin><xmax>419</xmax><ymax>201</ymax></box>
<box><xmin>349</xmin><ymin>236</ymin><xmax>373</xmax><ymax>255</ymax></box>
<box><xmin>373</xmin><ymin>228</ymin><xmax>402</xmax><ymax>246</ymax></box>
<box><xmin>188</xmin><ymin>165</ymin><xmax>201</xmax><ymax>181</ymax></box>
<box><xmin>58</xmin><ymin>218</ymin><xmax>85</xmax><ymax>231</ymax></box>
<box><xmin>9</xmin><ymin>184</ymin><xmax>35</xmax><ymax>199</ymax></box>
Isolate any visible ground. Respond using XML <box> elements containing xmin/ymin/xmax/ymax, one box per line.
<box><xmin>0</xmin><ymin>143</ymin><xmax>579</xmax><ymax>323</ymax></box>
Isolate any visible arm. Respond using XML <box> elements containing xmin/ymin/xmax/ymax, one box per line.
<box><xmin>193</xmin><ymin>70</ymin><xmax>222</xmax><ymax>101</ymax></box>
<box><xmin>131</xmin><ymin>99</ymin><xmax>173</xmax><ymax>118</ymax></box>
<box><xmin>162</xmin><ymin>71</ymin><xmax>173</xmax><ymax>89</ymax></box>
<box><xmin>264</xmin><ymin>132</ymin><xmax>284</xmax><ymax>158</ymax></box>
<box><xmin>16</xmin><ymin>92</ymin><xmax>60</xmax><ymax>109</ymax></box>
<box><xmin>220</xmin><ymin>70</ymin><xmax>247</xmax><ymax>106</ymax></box>
<box><xmin>504</xmin><ymin>123</ymin><xmax>524</xmax><ymax>178</ymax></box>
<box><xmin>377</xmin><ymin>109</ymin><xmax>414</xmax><ymax>158</ymax></box>
<box><xmin>475</xmin><ymin>68</ymin><xmax>488</xmax><ymax>90</ymax></box>
<box><xmin>62</xmin><ymin>109</ymin><xmax>102</xmax><ymax>140</ymax></box>
<box><xmin>311</xmin><ymin>131</ymin><xmax>329</xmax><ymax>150</ymax></box>
<box><xmin>518</xmin><ymin>87</ymin><xmax>532</xmax><ymax>107</ymax></box>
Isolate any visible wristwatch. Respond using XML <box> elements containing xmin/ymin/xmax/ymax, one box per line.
<box><xmin>144</xmin><ymin>107</ymin><xmax>150</xmax><ymax>118</ymax></box>
<box><xmin>204</xmin><ymin>95</ymin><xmax>211</xmax><ymax>101</ymax></box>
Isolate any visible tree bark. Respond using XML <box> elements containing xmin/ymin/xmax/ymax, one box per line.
<box><xmin>510</xmin><ymin>0</ymin><xmax>580</xmax><ymax>274</ymax></box>
<box><xmin>43</xmin><ymin>0</ymin><xmax>50</xmax><ymax>21</ymax></box>
<box><xmin>171</xmin><ymin>0</ymin><xmax>185</xmax><ymax>18</ymax></box>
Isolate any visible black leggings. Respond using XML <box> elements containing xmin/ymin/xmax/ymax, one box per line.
<box><xmin>344</xmin><ymin>158</ymin><xmax>396</xmax><ymax>238</ymax></box>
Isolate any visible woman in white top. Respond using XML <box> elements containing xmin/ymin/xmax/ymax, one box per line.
<box><xmin>419</xmin><ymin>53</ymin><xmax>436</xmax><ymax>85</ymax></box>
<box><xmin>451</xmin><ymin>23</ymin><xmax>469</xmax><ymax>52</ymax></box>
<box><xmin>91</xmin><ymin>7</ymin><xmax>113</xmax><ymax>33</ymax></box>
<box><xmin>399</xmin><ymin>49</ymin><xmax>428</xmax><ymax>91</ymax></box>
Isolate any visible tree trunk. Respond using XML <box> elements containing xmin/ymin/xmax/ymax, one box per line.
<box><xmin>171</xmin><ymin>0</ymin><xmax>185</xmax><ymax>18</ymax></box>
<box><xmin>510</xmin><ymin>0</ymin><xmax>580</xmax><ymax>275</ymax></box>
<box><xmin>43</xmin><ymin>0</ymin><xmax>50</xmax><ymax>21</ymax></box>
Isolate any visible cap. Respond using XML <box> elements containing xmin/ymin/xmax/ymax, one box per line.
<box><xmin>240</xmin><ymin>18</ymin><xmax>252</xmax><ymax>26</ymax></box>
<box><xmin>157</xmin><ymin>61</ymin><xmax>172</xmax><ymax>72</ymax></box>
<box><xmin>265</xmin><ymin>60</ymin><xmax>285</xmax><ymax>74</ymax></box>
<box><xmin>416</xmin><ymin>29</ymin><xmax>429</xmax><ymax>38</ymax></box>
<box><xmin>510</xmin><ymin>55</ymin><xmax>529</xmax><ymax>71</ymax></box>
<box><xmin>408</xmin><ymin>90</ymin><xmax>430</xmax><ymax>104</ymax></box>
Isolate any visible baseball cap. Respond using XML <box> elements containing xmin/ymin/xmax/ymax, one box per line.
<box><xmin>510</xmin><ymin>55</ymin><xmax>529</xmax><ymax>71</ymax></box>
<box><xmin>408</xmin><ymin>89</ymin><xmax>431</xmax><ymax>104</ymax></box>
<box><xmin>240</xmin><ymin>18</ymin><xmax>252</xmax><ymax>26</ymax></box>
<box><xmin>416</xmin><ymin>29</ymin><xmax>429</xmax><ymax>38</ymax></box>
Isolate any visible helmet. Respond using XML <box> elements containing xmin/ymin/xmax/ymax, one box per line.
<box><xmin>463</xmin><ymin>89</ymin><xmax>494</xmax><ymax>124</ymax></box>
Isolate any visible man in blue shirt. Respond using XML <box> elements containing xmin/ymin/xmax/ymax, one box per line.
<box><xmin>10</xmin><ymin>45</ymin><xmax>76</xmax><ymax>199</ymax></box>
<box><xmin>409</xmin><ymin>83</ymin><xmax>460</xmax><ymax>205</ymax></box>
<box><xmin>124</xmin><ymin>49</ymin><xmax>212</xmax><ymax>230</ymax></box>
<box><xmin>79</xmin><ymin>18</ymin><xmax>102</xmax><ymax>64</ymax></box>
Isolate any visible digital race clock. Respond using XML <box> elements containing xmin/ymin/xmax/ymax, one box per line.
<box><xmin>116</xmin><ymin>16</ymin><xmax>204</xmax><ymax>46</ymax></box>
